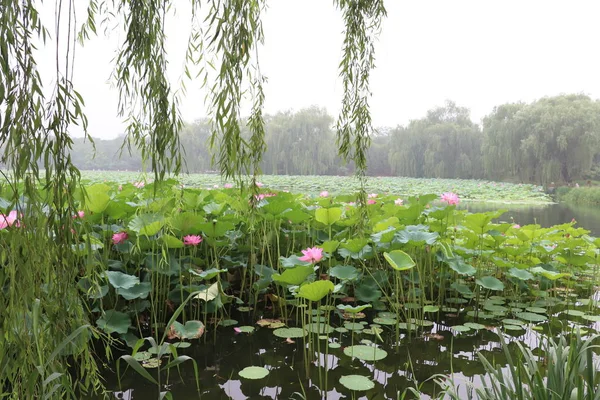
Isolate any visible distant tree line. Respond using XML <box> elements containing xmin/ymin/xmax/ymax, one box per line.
<box><xmin>70</xmin><ymin>94</ymin><xmax>600</xmax><ymax>185</ymax></box>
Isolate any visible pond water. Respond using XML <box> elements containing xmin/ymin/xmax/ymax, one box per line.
<box><xmin>460</xmin><ymin>202</ymin><xmax>600</xmax><ymax>237</ymax></box>
<box><xmin>99</xmin><ymin>201</ymin><xmax>600</xmax><ymax>400</ymax></box>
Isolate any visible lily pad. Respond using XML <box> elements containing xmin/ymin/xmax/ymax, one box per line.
<box><xmin>515</xmin><ymin>312</ymin><xmax>547</xmax><ymax>322</ymax></box>
<box><xmin>452</xmin><ymin>325</ymin><xmax>471</xmax><ymax>332</ymax></box>
<box><xmin>564</xmin><ymin>309</ymin><xmax>585</xmax><ymax>317</ymax></box>
<box><xmin>328</xmin><ymin>342</ymin><xmax>341</xmax><ymax>349</ymax></box>
<box><xmin>343</xmin><ymin>345</ymin><xmax>387</xmax><ymax>361</ymax></box>
<box><xmin>239</xmin><ymin>366</ymin><xmax>269</xmax><ymax>380</ymax></box>
<box><xmin>423</xmin><ymin>305</ymin><xmax>439</xmax><ymax>313</ymax></box>
<box><xmin>256</xmin><ymin>319</ymin><xmax>285</xmax><ymax>329</ymax></box>
<box><xmin>219</xmin><ymin>319</ymin><xmax>238</xmax><ymax>327</ymax></box>
<box><xmin>273</xmin><ymin>327</ymin><xmax>307</xmax><ymax>338</ymax></box>
<box><xmin>306</xmin><ymin>323</ymin><xmax>335</xmax><ymax>334</ymax></box>
<box><xmin>340</xmin><ymin>375</ymin><xmax>375</xmax><ymax>391</ymax></box>
<box><xmin>464</xmin><ymin>322</ymin><xmax>486</xmax><ymax>330</ymax></box>
<box><xmin>142</xmin><ymin>358</ymin><xmax>162</xmax><ymax>369</ymax></box>
<box><xmin>525</xmin><ymin>307</ymin><xmax>546</xmax><ymax>314</ymax></box>
<box><xmin>238</xmin><ymin>326</ymin><xmax>255</xmax><ymax>333</ymax></box>
<box><xmin>372</xmin><ymin>317</ymin><xmax>397</xmax><ymax>326</ymax></box>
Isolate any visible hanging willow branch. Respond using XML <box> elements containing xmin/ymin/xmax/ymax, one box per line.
<box><xmin>0</xmin><ymin>0</ymin><xmax>102</xmax><ymax>398</ymax></box>
<box><xmin>206</xmin><ymin>0</ymin><xmax>267</xmax><ymax>193</ymax></box>
<box><xmin>113</xmin><ymin>0</ymin><xmax>183</xmax><ymax>183</ymax></box>
<box><xmin>335</xmin><ymin>0</ymin><xmax>386</xmax><ymax>216</ymax></box>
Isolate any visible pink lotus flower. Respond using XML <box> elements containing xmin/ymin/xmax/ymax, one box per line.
<box><xmin>183</xmin><ymin>235</ymin><xmax>203</xmax><ymax>246</ymax></box>
<box><xmin>368</xmin><ymin>193</ymin><xmax>378</xmax><ymax>198</ymax></box>
<box><xmin>512</xmin><ymin>224</ymin><xmax>521</xmax><ymax>229</ymax></box>
<box><xmin>319</xmin><ymin>191</ymin><xmax>329</xmax><ymax>197</ymax></box>
<box><xmin>0</xmin><ymin>210</ymin><xmax>19</xmax><ymax>229</ymax></box>
<box><xmin>254</xmin><ymin>194</ymin><xmax>266</xmax><ymax>201</ymax></box>
<box><xmin>233</xmin><ymin>327</ymin><xmax>242</xmax><ymax>334</ymax></box>
<box><xmin>394</xmin><ymin>198</ymin><xmax>403</xmax><ymax>205</ymax></box>
<box><xmin>133</xmin><ymin>181</ymin><xmax>145</xmax><ymax>189</ymax></box>
<box><xmin>367</xmin><ymin>199</ymin><xmax>376</xmax><ymax>205</ymax></box>
<box><xmin>112</xmin><ymin>231</ymin><xmax>128</xmax><ymax>244</ymax></box>
<box><xmin>440</xmin><ymin>192</ymin><xmax>460</xmax><ymax>205</ymax></box>
<box><xmin>73</xmin><ymin>210</ymin><xmax>85</xmax><ymax>219</ymax></box>
<box><xmin>224</xmin><ymin>183</ymin><xmax>233</xmax><ymax>189</ymax></box>
<box><xmin>255</xmin><ymin>182</ymin><xmax>264</xmax><ymax>188</ymax></box>
<box><xmin>298</xmin><ymin>247</ymin><xmax>323</xmax><ymax>263</ymax></box>
<box><xmin>118</xmin><ymin>185</ymin><xmax>123</xmax><ymax>191</ymax></box>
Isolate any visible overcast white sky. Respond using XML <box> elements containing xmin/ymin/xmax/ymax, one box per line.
<box><xmin>40</xmin><ymin>0</ymin><xmax>600</xmax><ymax>139</ymax></box>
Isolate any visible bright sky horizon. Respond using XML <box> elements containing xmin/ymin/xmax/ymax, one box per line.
<box><xmin>39</xmin><ymin>0</ymin><xmax>600</xmax><ymax>139</ymax></box>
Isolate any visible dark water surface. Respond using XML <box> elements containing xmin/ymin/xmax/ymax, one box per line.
<box><xmin>460</xmin><ymin>202</ymin><xmax>600</xmax><ymax>237</ymax></box>
<box><xmin>100</xmin><ymin>202</ymin><xmax>600</xmax><ymax>400</ymax></box>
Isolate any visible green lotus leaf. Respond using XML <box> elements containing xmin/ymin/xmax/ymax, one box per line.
<box><xmin>337</xmin><ymin>304</ymin><xmax>371</xmax><ymax>313</ymax></box>
<box><xmin>297</xmin><ymin>280</ymin><xmax>334</xmax><ymax>302</ymax></box>
<box><xmin>383</xmin><ymin>250</ymin><xmax>415</xmax><ymax>271</ymax></box>
<box><xmin>340</xmin><ymin>375</ymin><xmax>375</xmax><ymax>391</ymax></box>
<box><xmin>117</xmin><ymin>282</ymin><xmax>151</xmax><ymax>300</ymax></box>
<box><xmin>128</xmin><ymin>213</ymin><xmax>164</xmax><ymax>236</ymax></box>
<box><xmin>446</xmin><ymin>258</ymin><xmax>476</xmax><ymax>276</ymax></box>
<box><xmin>161</xmin><ymin>234</ymin><xmax>184</xmax><ymax>248</ymax></box>
<box><xmin>329</xmin><ymin>265</ymin><xmax>359</xmax><ymax>281</ymax></box>
<box><xmin>423</xmin><ymin>305</ymin><xmax>439</xmax><ymax>313</ymax></box>
<box><xmin>476</xmin><ymin>276</ymin><xmax>505</xmax><ymax>291</ymax></box>
<box><xmin>273</xmin><ymin>265</ymin><xmax>314</xmax><ymax>286</ymax></box>
<box><xmin>315</xmin><ymin>207</ymin><xmax>342</xmax><ymax>226</ymax></box>
<box><xmin>515</xmin><ymin>312</ymin><xmax>547</xmax><ymax>322</ymax></box>
<box><xmin>170</xmin><ymin>320</ymin><xmax>205</xmax><ymax>340</ymax></box>
<box><xmin>507</xmin><ymin>268</ymin><xmax>534</xmax><ymax>281</ymax></box>
<box><xmin>105</xmin><ymin>271</ymin><xmax>139</xmax><ymax>290</ymax></box>
<box><xmin>239</xmin><ymin>366</ymin><xmax>269</xmax><ymax>380</ymax></box>
<box><xmin>97</xmin><ymin>310</ymin><xmax>131</xmax><ymax>334</ymax></box>
<box><xmin>343</xmin><ymin>345</ymin><xmax>387</xmax><ymax>361</ymax></box>
<box><xmin>273</xmin><ymin>327</ymin><xmax>307</xmax><ymax>338</ymax></box>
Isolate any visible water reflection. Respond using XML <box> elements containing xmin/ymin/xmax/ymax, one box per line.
<box><xmin>459</xmin><ymin>202</ymin><xmax>600</xmax><ymax>236</ymax></box>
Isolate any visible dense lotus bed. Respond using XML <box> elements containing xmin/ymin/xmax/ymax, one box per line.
<box><xmin>3</xmin><ymin>179</ymin><xmax>596</xmax><ymax>399</ymax></box>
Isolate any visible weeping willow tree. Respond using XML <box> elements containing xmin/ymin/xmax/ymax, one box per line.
<box><xmin>0</xmin><ymin>0</ymin><xmax>385</xmax><ymax>398</ymax></box>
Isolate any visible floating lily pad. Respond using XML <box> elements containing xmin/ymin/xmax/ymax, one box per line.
<box><xmin>360</xmin><ymin>339</ymin><xmax>373</xmax><ymax>345</ymax></box>
<box><xmin>142</xmin><ymin>358</ymin><xmax>162</xmax><ymax>369</ymax></box>
<box><xmin>306</xmin><ymin>323</ymin><xmax>335</xmax><ymax>334</ymax></box>
<box><xmin>256</xmin><ymin>319</ymin><xmax>285</xmax><ymax>329</ymax></box>
<box><xmin>377</xmin><ymin>312</ymin><xmax>395</xmax><ymax>318</ymax></box>
<box><xmin>343</xmin><ymin>345</ymin><xmax>387</xmax><ymax>361</ymax></box>
<box><xmin>502</xmin><ymin>318</ymin><xmax>526</xmax><ymax>326</ymax></box>
<box><xmin>373</xmin><ymin>317</ymin><xmax>396</xmax><ymax>326</ymax></box>
<box><xmin>515</xmin><ymin>312</ymin><xmax>547</xmax><ymax>322</ymax></box>
<box><xmin>312</xmin><ymin>316</ymin><xmax>327</xmax><ymax>323</ymax></box>
<box><xmin>238</xmin><ymin>326</ymin><xmax>255</xmax><ymax>333</ymax></box>
<box><xmin>525</xmin><ymin>307</ymin><xmax>546</xmax><ymax>314</ymax></box>
<box><xmin>328</xmin><ymin>342</ymin><xmax>341</xmax><ymax>349</ymax></box>
<box><xmin>219</xmin><ymin>319</ymin><xmax>238</xmax><ymax>327</ymax></box>
<box><xmin>452</xmin><ymin>325</ymin><xmax>471</xmax><ymax>332</ymax></box>
<box><xmin>484</xmin><ymin>304</ymin><xmax>508</xmax><ymax>313</ymax></box>
<box><xmin>464</xmin><ymin>322</ymin><xmax>486</xmax><ymax>330</ymax></box>
<box><xmin>504</xmin><ymin>324</ymin><xmax>524</xmax><ymax>331</ymax></box>
<box><xmin>343</xmin><ymin>322</ymin><xmax>364</xmax><ymax>331</ymax></box>
<box><xmin>446</xmin><ymin>298</ymin><xmax>468</xmax><ymax>304</ymax></box>
<box><xmin>171</xmin><ymin>342</ymin><xmax>191</xmax><ymax>348</ymax></box>
<box><xmin>582</xmin><ymin>315</ymin><xmax>600</xmax><ymax>322</ymax></box>
<box><xmin>273</xmin><ymin>327</ymin><xmax>307</xmax><ymax>338</ymax></box>
<box><xmin>335</xmin><ymin>327</ymin><xmax>349</xmax><ymax>333</ymax></box>
<box><xmin>238</xmin><ymin>306</ymin><xmax>253</xmax><ymax>312</ymax></box>
<box><xmin>363</xmin><ymin>327</ymin><xmax>384</xmax><ymax>335</ymax></box>
<box><xmin>564</xmin><ymin>309</ymin><xmax>585</xmax><ymax>317</ymax></box>
<box><xmin>423</xmin><ymin>305</ymin><xmax>439</xmax><ymax>313</ymax></box>
<box><xmin>239</xmin><ymin>366</ymin><xmax>269</xmax><ymax>380</ymax></box>
<box><xmin>340</xmin><ymin>375</ymin><xmax>375</xmax><ymax>391</ymax></box>
<box><xmin>133</xmin><ymin>351</ymin><xmax>151</xmax><ymax>361</ymax></box>
<box><xmin>408</xmin><ymin>318</ymin><xmax>434</xmax><ymax>327</ymax></box>
<box><xmin>169</xmin><ymin>321</ymin><xmax>205</xmax><ymax>340</ymax></box>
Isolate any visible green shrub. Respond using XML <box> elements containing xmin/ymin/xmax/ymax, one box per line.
<box><xmin>562</xmin><ymin>187</ymin><xmax>600</xmax><ymax>205</ymax></box>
